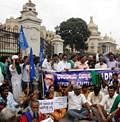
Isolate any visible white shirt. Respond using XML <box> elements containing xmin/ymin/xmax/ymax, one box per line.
<box><xmin>57</xmin><ymin>61</ymin><xmax>71</xmax><ymax>72</ymax></box>
<box><xmin>95</xmin><ymin>63</ymin><xmax>107</xmax><ymax>69</ymax></box>
<box><xmin>87</xmin><ymin>91</ymin><xmax>104</xmax><ymax>105</ymax></box>
<box><xmin>7</xmin><ymin>92</ymin><xmax>18</xmax><ymax>111</ymax></box>
<box><xmin>42</xmin><ymin>60</ymin><xmax>52</xmax><ymax>71</ymax></box>
<box><xmin>52</xmin><ymin>62</ymin><xmax>60</xmax><ymax>72</ymax></box>
<box><xmin>107</xmin><ymin>60</ymin><xmax>117</xmax><ymax>69</ymax></box>
<box><xmin>101</xmin><ymin>86</ymin><xmax>108</xmax><ymax>96</ymax></box>
<box><xmin>100</xmin><ymin>93</ymin><xmax>118</xmax><ymax>112</ymax></box>
<box><xmin>68</xmin><ymin>91</ymin><xmax>87</xmax><ymax>110</ymax></box>
<box><xmin>21</xmin><ymin>64</ymin><xmax>30</xmax><ymax>82</ymax></box>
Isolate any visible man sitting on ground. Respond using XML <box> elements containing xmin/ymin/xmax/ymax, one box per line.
<box><xmin>65</xmin><ymin>82</ymin><xmax>93</xmax><ymax>121</ymax></box>
<box><xmin>20</xmin><ymin>100</ymin><xmax>46</xmax><ymax>122</ymax></box>
<box><xmin>97</xmin><ymin>85</ymin><xmax>120</xmax><ymax>122</ymax></box>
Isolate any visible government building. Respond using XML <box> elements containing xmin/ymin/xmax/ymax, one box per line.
<box><xmin>0</xmin><ymin>0</ymin><xmax>117</xmax><ymax>56</ymax></box>
<box><xmin>87</xmin><ymin>16</ymin><xmax>117</xmax><ymax>54</ymax></box>
<box><xmin>0</xmin><ymin>0</ymin><xmax>64</xmax><ymax>56</ymax></box>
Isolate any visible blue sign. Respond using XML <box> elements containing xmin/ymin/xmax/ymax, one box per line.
<box><xmin>45</xmin><ymin>70</ymin><xmax>120</xmax><ymax>86</ymax></box>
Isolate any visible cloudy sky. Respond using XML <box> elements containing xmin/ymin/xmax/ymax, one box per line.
<box><xmin>0</xmin><ymin>0</ymin><xmax>120</xmax><ymax>45</ymax></box>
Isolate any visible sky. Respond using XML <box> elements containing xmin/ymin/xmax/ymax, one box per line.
<box><xmin>0</xmin><ymin>0</ymin><xmax>120</xmax><ymax>45</ymax></box>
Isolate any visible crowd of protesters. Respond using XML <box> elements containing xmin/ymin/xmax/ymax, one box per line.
<box><xmin>0</xmin><ymin>52</ymin><xmax>120</xmax><ymax>122</ymax></box>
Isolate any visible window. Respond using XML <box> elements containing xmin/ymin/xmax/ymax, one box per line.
<box><xmin>13</xmin><ymin>25</ymin><xmax>18</xmax><ymax>32</ymax></box>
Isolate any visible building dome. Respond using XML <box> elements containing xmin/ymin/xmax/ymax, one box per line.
<box><xmin>21</xmin><ymin>0</ymin><xmax>38</xmax><ymax>17</ymax></box>
<box><xmin>88</xmin><ymin>16</ymin><xmax>100</xmax><ymax>36</ymax></box>
<box><xmin>103</xmin><ymin>34</ymin><xmax>109</xmax><ymax>41</ymax></box>
<box><xmin>88</xmin><ymin>16</ymin><xmax>98</xmax><ymax>30</ymax></box>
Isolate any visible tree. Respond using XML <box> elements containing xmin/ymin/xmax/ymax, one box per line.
<box><xmin>56</xmin><ymin>18</ymin><xmax>90</xmax><ymax>52</ymax></box>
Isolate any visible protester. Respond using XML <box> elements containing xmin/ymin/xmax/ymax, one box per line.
<box><xmin>109</xmin><ymin>73</ymin><xmax>119</xmax><ymax>93</ymax></box>
<box><xmin>9</xmin><ymin>55</ymin><xmax>22</xmax><ymax>101</ymax></box>
<box><xmin>107</xmin><ymin>53</ymin><xmax>117</xmax><ymax>69</ymax></box>
<box><xmin>97</xmin><ymin>85</ymin><xmax>119</xmax><ymax>121</ymax></box>
<box><xmin>20</xmin><ymin>100</ymin><xmax>46</xmax><ymax>122</ymax></box>
<box><xmin>0</xmin><ymin>84</ymin><xmax>18</xmax><ymax>112</ymax></box>
<box><xmin>46</xmin><ymin>85</ymin><xmax>55</xmax><ymax>99</ymax></box>
<box><xmin>75</xmin><ymin>55</ymin><xmax>89</xmax><ymax>70</ymax></box>
<box><xmin>81</xmin><ymin>84</ymin><xmax>89</xmax><ymax>99</ymax></box>
<box><xmin>0</xmin><ymin>107</ymin><xmax>17</xmax><ymax>122</ymax></box>
<box><xmin>2</xmin><ymin>56</ymin><xmax>12</xmax><ymax>82</ymax></box>
<box><xmin>0</xmin><ymin>51</ymin><xmax>120</xmax><ymax>122</ymax></box>
<box><xmin>21</xmin><ymin>56</ymin><xmax>30</xmax><ymax>92</ymax></box>
<box><xmin>101</xmin><ymin>79</ymin><xmax>108</xmax><ymax>95</ymax></box>
<box><xmin>58</xmin><ymin>53</ymin><xmax>63</xmax><ymax>61</ymax></box>
<box><xmin>51</xmin><ymin>54</ymin><xmax>60</xmax><ymax>71</ymax></box>
<box><xmin>95</xmin><ymin>57</ymin><xmax>107</xmax><ymax>69</ymax></box>
<box><xmin>42</xmin><ymin>55</ymin><xmax>52</xmax><ymax>71</ymax></box>
<box><xmin>87</xmin><ymin>55</ymin><xmax>96</xmax><ymax>69</ymax></box>
<box><xmin>57</xmin><ymin>54</ymin><xmax>71</xmax><ymax>71</ymax></box>
<box><xmin>68</xmin><ymin>55</ymin><xmax>78</xmax><ymax>69</ymax></box>
<box><xmin>65</xmin><ymin>82</ymin><xmax>93</xmax><ymax>121</ymax></box>
<box><xmin>87</xmin><ymin>86</ymin><xmax>104</xmax><ymax>105</ymax></box>
<box><xmin>46</xmin><ymin>85</ymin><xmax>67</xmax><ymax>121</ymax></box>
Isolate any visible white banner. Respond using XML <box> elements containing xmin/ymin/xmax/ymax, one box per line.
<box><xmin>41</xmin><ymin>118</ymin><xmax>53</xmax><ymax>122</ymax></box>
<box><xmin>39</xmin><ymin>97</ymin><xmax>67</xmax><ymax>113</ymax></box>
<box><xmin>39</xmin><ymin>99</ymin><xmax>54</xmax><ymax>113</ymax></box>
<box><xmin>54</xmin><ymin>96</ymin><xmax>67</xmax><ymax>109</ymax></box>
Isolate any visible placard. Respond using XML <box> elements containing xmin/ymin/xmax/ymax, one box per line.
<box><xmin>54</xmin><ymin>96</ymin><xmax>67</xmax><ymax>109</ymax></box>
<box><xmin>41</xmin><ymin>118</ymin><xmax>53</xmax><ymax>122</ymax></box>
<box><xmin>39</xmin><ymin>99</ymin><xmax>54</xmax><ymax>113</ymax></box>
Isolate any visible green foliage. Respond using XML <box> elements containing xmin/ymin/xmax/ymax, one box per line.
<box><xmin>56</xmin><ymin>18</ymin><xmax>91</xmax><ymax>52</ymax></box>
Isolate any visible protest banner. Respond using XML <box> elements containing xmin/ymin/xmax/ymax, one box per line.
<box><xmin>39</xmin><ymin>99</ymin><xmax>54</xmax><ymax>113</ymax></box>
<box><xmin>45</xmin><ymin>69</ymin><xmax>120</xmax><ymax>86</ymax></box>
<box><xmin>54</xmin><ymin>96</ymin><xmax>67</xmax><ymax>109</ymax></box>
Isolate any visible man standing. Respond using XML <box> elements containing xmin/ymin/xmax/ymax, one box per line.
<box><xmin>9</xmin><ymin>55</ymin><xmax>22</xmax><ymax>101</ymax></box>
<box><xmin>95</xmin><ymin>57</ymin><xmax>107</xmax><ymax>69</ymax></box>
<box><xmin>57</xmin><ymin>54</ymin><xmax>71</xmax><ymax>71</ymax></box>
<box><xmin>21</xmin><ymin>56</ymin><xmax>31</xmax><ymax>92</ymax></box>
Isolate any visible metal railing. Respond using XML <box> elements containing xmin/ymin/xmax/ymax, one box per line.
<box><xmin>0</xmin><ymin>28</ymin><xmax>19</xmax><ymax>56</ymax></box>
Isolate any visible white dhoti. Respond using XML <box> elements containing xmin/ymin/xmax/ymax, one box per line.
<box><xmin>9</xmin><ymin>65</ymin><xmax>22</xmax><ymax>101</ymax></box>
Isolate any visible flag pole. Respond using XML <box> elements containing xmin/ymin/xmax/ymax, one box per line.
<box><xmin>41</xmin><ymin>68</ymin><xmax>45</xmax><ymax>99</ymax></box>
<box><xmin>39</xmin><ymin>38</ymin><xmax>45</xmax><ymax>99</ymax></box>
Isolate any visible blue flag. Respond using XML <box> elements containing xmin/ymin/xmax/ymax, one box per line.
<box><xmin>39</xmin><ymin>39</ymin><xmax>45</xmax><ymax>67</ymax></box>
<box><xmin>29</xmin><ymin>48</ymin><xmax>35</xmax><ymax>81</ymax></box>
<box><xmin>19</xmin><ymin>25</ymin><xmax>29</xmax><ymax>50</ymax></box>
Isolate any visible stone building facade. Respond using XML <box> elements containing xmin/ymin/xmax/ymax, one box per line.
<box><xmin>0</xmin><ymin>1</ymin><xmax>116</xmax><ymax>55</ymax></box>
<box><xmin>87</xmin><ymin>16</ymin><xmax>117</xmax><ymax>54</ymax></box>
<box><xmin>0</xmin><ymin>0</ymin><xmax>64</xmax><ymax>56</ymax></box>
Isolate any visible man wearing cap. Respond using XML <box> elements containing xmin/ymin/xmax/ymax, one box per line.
<box><xmin>9</xmin><ymin>55</ymin><xmax>22</xmax><ymax>102</ymax></box>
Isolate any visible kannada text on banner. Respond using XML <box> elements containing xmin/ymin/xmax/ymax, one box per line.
<box><xmin>45</xmin><ymin>69</ymin><xmax>120</xmax><ymax>86</ymax></box>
